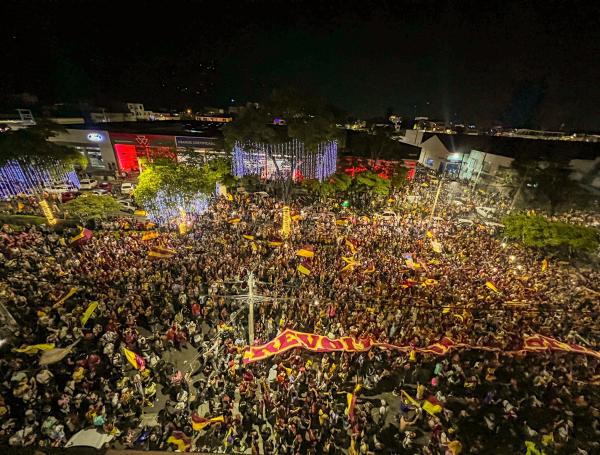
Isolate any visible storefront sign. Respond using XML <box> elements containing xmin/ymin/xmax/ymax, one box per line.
<box><xmin>175</xmin><ymin>136</ymin><xmax>218</xmax><ymax>148</ymax></box>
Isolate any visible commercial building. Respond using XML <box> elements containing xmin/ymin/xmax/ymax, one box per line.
<box><xmin>401</xmin><ymin>131</ymin><xmax>600</xmax><ymax>188</ymax></box>
<box><xmin>48</xmin><ymin>129</ymin><xmax>118</xmax><ymax>174</ymax></box>
<box><xmin>49</xmin><ymin>121</ymin><xmax>225</xmax><ymax>177</ymax></box>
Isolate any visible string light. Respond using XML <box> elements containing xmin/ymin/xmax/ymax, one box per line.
<box><xmin>232</xmin><ymin>140</ymin><xmax>337</xmax><ymax>181</ymax></box>
<box><xmin>144</xmin><ymin>188</ymin><xmax>210</xmax><ymax>227</ymax></box>
<box><xmin>0</xmin><ymin>160</ymin><xmax>80</xmax><ymax>199</ymax></box>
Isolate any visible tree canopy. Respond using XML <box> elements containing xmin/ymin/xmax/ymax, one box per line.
<box><xmin>223</xmin><ymin>88</ymin><xmax>342</xmax><ymax>153</ymax></box>
<box><xmin>503</xmin><ymin>214</ymin><xmax>599</xmax><ymax>252</ymax></box>
<box><xmin>63</xmin><ymin>195</ymin><xmax>122</xmax><ymax>220</ymax></box>
<box><xmin>133</xmin><ymin>157</ymin><xmax>232</xmax><ymax>208</ymax></box>
<box><xmin>0</xmin><ymin>121</ymin><xmax>87</xmax><ymax>168</ymax></box>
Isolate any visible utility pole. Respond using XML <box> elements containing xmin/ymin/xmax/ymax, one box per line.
<box><xmin>247</xmin><ymin>272</ymin><xmax>255</xmax><ymax>345</ymax></box>
<box><xmin>429</xmin><ymin>178</ymin><xmax>443</xmax><ymax>224</ymax></box>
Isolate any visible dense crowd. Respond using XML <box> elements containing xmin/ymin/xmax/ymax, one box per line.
<box><xmin>0</xmin><ymin>174</ymin><xmax>599</xmax><ymax>454</ymax></box>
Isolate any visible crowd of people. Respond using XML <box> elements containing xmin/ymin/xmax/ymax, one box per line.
<box><xmin>0</xmin><ymin>171</ymin><xmax>599</xmax><ymax>454</ymax></box>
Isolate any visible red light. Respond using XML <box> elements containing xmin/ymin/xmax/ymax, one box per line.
<box><xmin>114</xmin><ymin>144</ymin><xmax>139</xmax><ymax>172</ymax></box>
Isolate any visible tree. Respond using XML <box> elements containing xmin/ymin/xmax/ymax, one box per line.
<box><xmin>63</xmin><ymin>195</ymin><xmax>122</xmax><ymax>221</ymax></box>
<box><xmin>0</xmin><ymin>121</ymin><xmax>87</xmax><ymax>168</ymax></box>
<box><xmin>223</xmin><ymin>88</ymin><xmax>343</xmax><ymax>201</ymax></box>
<box><xmin>503</xmin><ymin>214</ymin><xmax>599</xmax><ymax>253</ymax></box>
<box><xmin>133</xmin><ymin>157</ymin><xmax>232</xmax><ymax>208</ymax></box>
<box><xmin>353</xmin><ymin>170</ymin><xmax>391</xmax><ymax>196</ymax></box>
<box><xmin>390</xmin><ymin>166</ymin><xmax>409</xmax><ymax>189</ymax></box>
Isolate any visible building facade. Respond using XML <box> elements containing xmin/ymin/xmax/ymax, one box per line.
<box><xmin>48</xmin><ymin>129</ymin><xmax>118</xmax><ymax>173</ymax></box>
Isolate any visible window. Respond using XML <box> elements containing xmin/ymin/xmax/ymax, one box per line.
<box><xmin>86</xmin><ymin>149</ymin><xmax>106</xmax><ymax>168</ymax></box>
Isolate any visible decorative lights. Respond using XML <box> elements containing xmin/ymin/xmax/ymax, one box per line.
<box><xmin>232</xmin><ymin>139</ymin><xmax>337</xmax><ymax>182</ymax></box>
<box><xmin>144</xmin><ymin>189</ymin><xmax>210</xmax><ymax>227</ymax></box>
<box><xmin>0</xmin><ymin>160</ymin><xmax>80</xmax><ymax>199</ymax></box>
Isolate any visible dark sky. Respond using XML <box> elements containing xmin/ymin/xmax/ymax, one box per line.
<box><xmin>2</xmin><ymin>0</ymin><xmax>599</xmax><ymax>131</ymax></box>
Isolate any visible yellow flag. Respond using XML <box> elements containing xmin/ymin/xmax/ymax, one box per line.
<box><xmin>401</xmin><ymin>390</ymin><xmax>420</xmax><ymax>408</ymax></box>
<box><xmin>141</xmin><ymin>231</ymin><xmax>159</xmax><ymax>241</ymax></box>
<box><xmin>426</xmin><ymin>230</ymin><xmax>434</xmax><ymax>238</ymax></box>
<box><xmin>485</xmin><ymin>281</ymin><xmax>499</xmax><ymax>293</ymax></box>
<box><xmin>541</xmin><ymin>259</ymin><xmax>548</xmax><ymax>272</ymax></box>
<box><xmin>431</xmin><ymin>240</ymin><xmax>443</xmax><ymax>253</ymax></box>
<box><xmin>422</xmin><ymin>399</ymin><xmax>442</xmax><ymax>416</ymax></box>
<box><xmin>13</xmin><ymin>343</ymin><xmax>56</xmax><ymax>355</ymax></box>
<box><xmin>167</xmin><ymin>435</ymin><xmax>188</xmax><ymax>452</ymax></box>
<box><xmin>281</xmin><ymin>206</ymin><xmax>291</xmax><ymax>238</ymax></box>
<box><xmin>39</xmin><ymin>200</ymin><xmax>57</xmax><ymax>226</ymax></box>
<box><xmin>297</xmin><ymin>264</ymin><xmax>311</xmax><ymax>275</ymax></box>
<box><xmin>81</xmin><ymin>301</ymin><xmax>99</xmax><ymax>327</ymax></box>
<box><xmin>54</xmin><ymin>287</ymin><xmax>78</xmax><ymax>307</ymax></box>
<box><xmin>243</xmin><ymin>234</ymin><xmax>255</xmax><ymax>240</ymax></box>
<box><xmin>296</xmin><ymin>248</ymin><xmax>314</xmax><ymax>258</ymax></box>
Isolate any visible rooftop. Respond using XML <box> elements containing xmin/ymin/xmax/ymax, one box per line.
<box><xmin>68</xmin><ymin>120</ymin><xmax>224</xmax><ymax>138</ymax></box>
<box><xmin>423</xmin><ymin>132</ymin><xmax>600</xmax><ymax>161</ymax></box>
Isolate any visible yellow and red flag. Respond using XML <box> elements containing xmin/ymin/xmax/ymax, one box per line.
<box><xmin>191</xmin><ymin>413</ymin><xmax>224</xmax><ymax>431</ymax></box>
<box><xmin>167</xmin><ymin>431</ymin><xmax>191</xmax><ymax>452</ymax></box>
<box><xmin>296</xmin><ymin>246</ymin><xmax>315</xmax><ymax>258</ymax></box>
<box><xmin>363</xmin><ymin>263</ymin><xmax>376</xmax><ymax>274</ymax></box>
<box><xmin>70</xmin><ymin>227</ymin><xmax>93</xmax><ymax>246</ymax></box>
<box><xmin>141</xmin><ymin>231</ymin><xmax>159</xmax><ymax>241</ymax></box>
<box><xmin>123</xmin><ymin>347</ymin><xmax>145</xmax><ymax>370</ymax></box>
<box><xmin>341</xmin><ymin>256</ymin><xmax>358</xmax><ymax>272</ymax></box>
<box><xmin>345</xmin><ymin>238</ymin><xmax>358</xmax><ymax>255</ymax></box>
<box><xmin>346</xmin><ymin>384</ymin><xmax>361</xmax><ymax>421</ymax></box>
<box><xmin>148</xmin><ymin>246</ymin><xmax>176</xmax><ymax>259</ymax></box>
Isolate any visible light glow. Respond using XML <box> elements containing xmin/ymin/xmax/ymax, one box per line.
<box><xmin>232</xmin><ymin>139</ymin><xmax>337</xmax><ymax>182</ymax></box>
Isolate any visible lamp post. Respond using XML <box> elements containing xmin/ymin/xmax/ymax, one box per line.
<box><xmin>247</xmin><ymin>272</ymin><xmax>255</xmax><ymax>345</ymax></box>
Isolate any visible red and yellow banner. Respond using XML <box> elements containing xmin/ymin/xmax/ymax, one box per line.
<box><xmin>243</xmin><ymin>329</ymin><xmax>600</xmax><ymax>364</ymax></box>
<box><xmin>243</xmin><ymin>329</ymin><xmax>375</xmax><ymax>363</ymax></box>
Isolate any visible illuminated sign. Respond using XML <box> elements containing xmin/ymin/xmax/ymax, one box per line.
<box><xmin>87</xmin><ymin>133</ymin><xmax>104</xmax><ymax>142</ymax></box>
<box><xmin>175</xmin><ymin>136</ymin><xmax>218</xmax><ymax>148</ymax></box>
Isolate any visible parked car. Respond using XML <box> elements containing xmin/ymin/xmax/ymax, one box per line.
<box><xmin>119</xmin><ymin>201</ymin><xmax>137</xmax><ymax>213</ymax></box>
<box><xmin>79</xmin><ymin>178</ymin><xmax>98</xmax><ymax>190</ymax></box>
<box><xmin>98</xmin><ymin>181</ymin><xmax>113</xmax><ymax>192</ymax></box>
<box><xmin>61</xmin><ymin>191</ymin><xmax>80</xmax><ymax>203</ymax></box>
<box><xmin>120</xmin><ymin>182</ymin><xmax>135</xmax><ymax>195</ymax></box>
<box><xmin>475</xmin><ymin>206</ymin><xmax>497</xmax><ymax>219</ymax></box>
<box><xmin>91</xmin><ymin>189</ymin><xmax>110</xmax><ymax>196</ymax></box>
<box><xmin>45</xmin><ymin>184</ymin><xmax>73</xmax><ymax>195</ymax></box>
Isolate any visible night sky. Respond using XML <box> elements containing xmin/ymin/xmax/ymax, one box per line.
<box><xmin>2</xmin><ymin>0</ymin><xmax>599</xmax><ymax>131</ymax></box>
